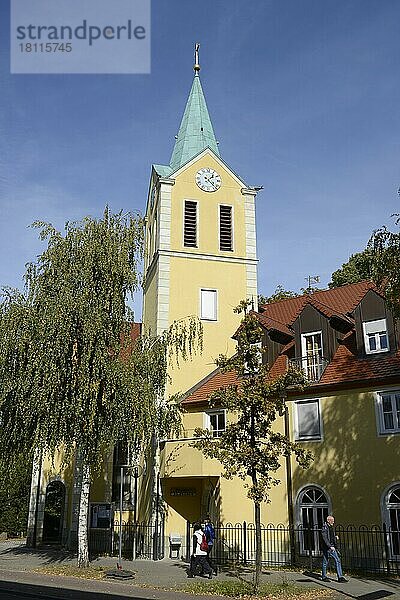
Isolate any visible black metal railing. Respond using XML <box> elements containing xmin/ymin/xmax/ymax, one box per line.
<box><xmin>290</xmin><ymin>356</ymin><xmax>329</xmax><ymax>382</ymax></box>
<box><xmin>209</xmin><ymin>523</ymin><xmax>400</xmax><ymax>576</ymax></box>
<box><xmin>88</xmin><ymin>520</ymin><xmax>164</xmax><ymax>560</ymax></box>
<box><xmin>87</xmin><ymin>520</ymin><xmax>400</xmax><ymax>575</ymax></box>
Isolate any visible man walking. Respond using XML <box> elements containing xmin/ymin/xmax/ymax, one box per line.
<box><xmin>321</xmin><ymin>515</ymin><xmax>348</xmax><ymax>583</ymax></box>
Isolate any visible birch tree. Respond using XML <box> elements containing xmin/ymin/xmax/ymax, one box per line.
<box><xmin>0</xmin><ymin>209</ymin><xmax>201</xmax><ymax>567</ymax></box>
<box><xmin>193</xmin><ymin>301</ymin><xmax>312</xmax><ymax>591</ymax></box>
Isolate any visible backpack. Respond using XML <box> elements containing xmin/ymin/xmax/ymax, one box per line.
<box><xmin>205</xmin><ymin>523</ymin><xmax>215</xmax><ymax>545</ymax></box>
<box><xmin>200</xmin><ymin>533</ymin><xmax>209</xmax><ymax>552</ymax></box>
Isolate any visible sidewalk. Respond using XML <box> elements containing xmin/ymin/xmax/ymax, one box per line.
<box><xmin>0</xmin><ymin>540</ymin><xmax>399</xmax><ymax>599</ymax></box>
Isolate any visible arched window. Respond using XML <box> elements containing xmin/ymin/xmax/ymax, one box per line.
<box><xmin>384</xmin><ymin>485</ymin><xmax>400</xmax><ymax>557</ymax></box>
<box><xmin>42</xmin><ymin>480</ymin><xmax>66</xmax><ymax>544</ymax></box>
<box><xmin>297</xmin><ymin>486</ymin><xmax>330</xmax><ymax>555</ymax></box>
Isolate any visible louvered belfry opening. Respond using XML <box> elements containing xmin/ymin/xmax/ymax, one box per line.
<box><xmin>219</xmin><ymin>205</ymin><xmax>233</xmax><ymax>251</ymax></box>
<box><xmin>184</xmin><ymin>200</ymin><xmax>197</xmax><ymax>247</ymax></box>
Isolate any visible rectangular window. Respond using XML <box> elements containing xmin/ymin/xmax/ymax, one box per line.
<box><xmin>295</xmin><ymin>399</ymin><xmax>322</xmax><ymax>441</ymax></box>
<box><xmin>219</xmin><ymin>205</ymin><xmax>233</xmax><ymax>251</ymax></box>
<box><xmin>184</xmin><ymin>200</ymin><xmax>197</xmax><ymax>247</ymax></box>
<box><xmin>200</xmin><ymin>289</ymin><xmax>217</xmax><ymax>321</ymax></box>
<box><xmin>206</xmin><ymin>410</ymin><xmax>226</xmax><ymax>437</ymax></box>
<box><xmin>376</xmin><ymin>391</ymin><xmax>400</xmax><ymax>434</ymax></box>
<box><xmin>363</xmin><ymin>319</ymin><xmax>389</xmax><ymax>354</ymax></box>
<box><xmin>300</xmin><ymin>331</ymin><xmax>324</xmax><ymax>381</ymax></box>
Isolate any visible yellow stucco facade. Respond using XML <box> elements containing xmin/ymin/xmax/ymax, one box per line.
<box><xmin>143</xmin><ymin>150</ymin><xmax>258</xmax><ymax>397</ymax></box>
<box><xmin>290</xmin><ymin>388</ymin><xmax>400</xmax><ymax>527</ymax></box>
<box><xmin>141</xmin><ymin>144</ymin><xmax>260</xmax><ymax>539</ymax></box>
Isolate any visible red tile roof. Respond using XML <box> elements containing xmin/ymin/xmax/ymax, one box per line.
<box><xmin>256</xmin><ymin>313</ymin><xmax>293</xmax><ymax>338</ymax></box>
<box><xmin>183</xmin><ymin>369</ymin><xmax>238</xmax><ymax>406</ymax></box>
<box><xmin>318</xmin><ymin>339</ymin><xmax>400</xmax><ymax>387</ymax></box>
<box><xmin>182</xmin><ymin>281</ymin><xmax>399</xmax><ymax>405</ymax></box>
<box><xmin>259</xmin><ymin>280</ymin><xmax>379</xmax><ymax>325</ymax></box>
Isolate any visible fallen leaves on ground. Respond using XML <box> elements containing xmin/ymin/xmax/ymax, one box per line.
<box><xmin>34</xmin><ymin>565</ymin><xmax>107</xmax><ymax>580</ymax></box>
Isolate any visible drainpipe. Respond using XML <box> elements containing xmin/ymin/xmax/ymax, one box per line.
<box><xmin>284</xmin><ymin>402</ymin><xmax>296</xmax><ymax>565</ymax></box>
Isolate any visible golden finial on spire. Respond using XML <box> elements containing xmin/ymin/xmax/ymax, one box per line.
<box><xmin>194</xmin><ymin>42</ymin><xmax>200</xmax><ymax>74</ymax></box>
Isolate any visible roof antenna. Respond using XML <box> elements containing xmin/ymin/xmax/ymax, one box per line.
<box><xmin>194</xmin><ymin>42</ymin><xmax>200</xmax><ymax>75</ymax></box>
<box><xmin>305</xmin><ymin>275</ymin><xmax>320</xmax><ymax>294</ymax></box>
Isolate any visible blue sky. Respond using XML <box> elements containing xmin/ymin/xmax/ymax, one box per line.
<box><xmin>0</xmin><ymin>0</ymin><xmax>399</xmax><ymax>318</ymax></box>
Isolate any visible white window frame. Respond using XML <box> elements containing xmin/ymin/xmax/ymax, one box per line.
<box><xmin>183</xmin><ymin>199</ymin><xmax>199</xmax><ymax>249</ymax></box>
<box><xmin>218</xmin><ymin>203</ymin><xmax>234</xmax><ymax>252</ymax></box>
<box><xmin>381</xmin><ymin>482</ymin><xmax>400</xmax><ymax>559</ymax></box>
<box><xmin>363</xmin><ymin>319</ymin><xmax>389</xmax><ymax>354</ymax></box>
<box><xmin>294</xmin><ymin>399</ymin><xmax>323</xmax><ymax>441</ymax></box>
<box><xmin>204</xmin><ymin>409</ymin><xmax>226</xmax><ymax>438</ymax></box>
<box><xmin>200</xmin><ymin>288</ymin><xmax>218</xmax><ymax>321</ymax></box>
<box><xmin>375</xmin><ymin>390</ymin><xmax>400</xmax><ymax>435</ymax></box>
<box><xmin>300</xmin><ymin>330</ymin><xmax>324</xmax><ymax>381</ymax></box>
<box><xmin>296</xmin><ymin>485</ymin><xmax>331</xmax><ymax>556</ymax></box>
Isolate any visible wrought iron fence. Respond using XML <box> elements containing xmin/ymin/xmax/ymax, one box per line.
<box><xmin>88</xmin><ymin>520</ymin><xmax>164</xmax><ymax>560</ymax></box>
<box><xmin>210</xmin><ymin>522</ymin><xmax>400</xmax><ymax>576</ymax></box>
<box><xmin>87</xmin><ymin>520</ymin><xmax>400</xmax><ymax>574</ymax></box>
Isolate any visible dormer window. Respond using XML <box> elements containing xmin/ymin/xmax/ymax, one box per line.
<box><xmin>300</xmin><ymin>331</ymin><xmax>325</xmax><ymax>381</ymax></box>
<box><xmin>363</xmin><ymin>319</ymin><xmax>389</xmax><ymax>354</ymax></box>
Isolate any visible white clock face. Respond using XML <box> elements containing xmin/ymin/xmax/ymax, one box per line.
<box><xmin>195</xmin><ymin>168</ymin><xmax>221</xmax><ymax>192</ymax></box>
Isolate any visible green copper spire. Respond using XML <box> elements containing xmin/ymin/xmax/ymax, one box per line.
<box><xmin>169</xmin><ymin>44</ymin><xmax>220</xmax><ymax>172</ymax></box>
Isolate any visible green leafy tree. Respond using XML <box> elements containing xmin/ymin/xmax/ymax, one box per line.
<box><xmin>368</xmin><ymin>213</ymin><xmax>400</xmax><ymax>317</ymax></box>
<box><xmin>0</xmin><ymin>209</ymin><xmax>201</xmax><ymax>567</ymax></box>
<box><xmin>329</xmin><ymin>249</ymin><xmax>374</xmax><ymax>288</ymax></box>
<box><xmin>258</xmin><ymin>285</ymin><xmax>298</xmax><ymax>306</ymax></box>
<box><xmin>192</xmin><ymin>300</ymin><xmax>312</xmax><ymax>591</ymax></box>
<box><xmin>0</xmin><ymin>452</ymin><xmax>33</xmax><ymax>536</ymax></box>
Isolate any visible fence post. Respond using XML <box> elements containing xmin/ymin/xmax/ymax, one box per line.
<box><xmin>308</xmin><ymin>526</ymin><xmax>313</xmax><ymax>572</ymax></box>
<box><xmin>186</xmin><ymin>521</ymin><xmax>191</xmax><ymax>562</ymax></box>
<box><xmin>289</xmin><ymin>524</ymin><xmax>296</xmax><ymax>567</ymax></box>
<box><xmin>383</xmin><ymin>523</ymin><xmax>391</xmax><ymax>575</ymax></box>
<box><xmin>243</xmin><ymin>521</ymin><xmax>247</xmax><ymax>566</ymax></box>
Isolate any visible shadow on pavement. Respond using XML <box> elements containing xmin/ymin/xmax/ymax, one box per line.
<box><xmin>0</xmin><ymin>543</ymin><xmax>75</xmax><ymax>565</ymax></box>
<box><xmin>0</xmin><ymin>579</ymin><xmax>138</xmax><ymax>600</ymax></box>
<box><xmin>356</xmin><ymin>593</ymin><xmax>396</xmax><ymax>599</ymax></box>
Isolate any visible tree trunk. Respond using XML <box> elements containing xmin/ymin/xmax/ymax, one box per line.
<box><xmin>77</xmin><ymin>462</ymin><xmax>91</xmax><ymax>568</ymax></box>
<box><xmin>250</xmin><ymin>401</ymin><xmax>262</xmax><ymax>591</ymax></box>
<box><xmin>254</xmin><ymin>500</ymin><xmax>262</xmax><ymax>591</ymax></box>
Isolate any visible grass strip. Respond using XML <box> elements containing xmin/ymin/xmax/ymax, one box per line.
<box><xmin>181</xmin><ymin>579</ymin><xmax>334</xmax><ymax>599</ymax></box>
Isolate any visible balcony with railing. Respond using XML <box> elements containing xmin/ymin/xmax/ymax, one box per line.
<box><xmin>290</xmin><ymin>354</ymin><xmax>329</xmax><ymax>383</ymax></box>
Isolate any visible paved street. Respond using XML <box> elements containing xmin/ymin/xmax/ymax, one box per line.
<box><xmin>0</xmin><ymin>580</ymin><xmax>147</xmax><ymax>600</ymax></box>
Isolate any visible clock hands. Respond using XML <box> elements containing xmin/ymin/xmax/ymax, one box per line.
<box><xmin>196</xmin><ymin>168</ymin><xmax>221</xmax><ymax>191</ymax></box>
<box><xmin>204</xmin><ymin>175</ymin><xmax>217</xmax><ymax>190</ymax></box>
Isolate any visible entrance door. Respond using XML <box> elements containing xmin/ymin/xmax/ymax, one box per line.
<box><xmin>42</xmin><ymin>480</ymin><xmax>65</xmax><ymax>544</ymax></box>
<box><xmin>298</xmin><ymin>487</ymin><xmax>329</xmax><ymax>554</ymax></box>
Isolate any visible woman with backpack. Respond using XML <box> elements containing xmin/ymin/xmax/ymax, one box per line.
<box><xmin>203</xmin><ymin>515</ymin><xmax>216</xmax><ymax>575</ymax></box>
<box><xmin>187</xmin><ymin>522</ymin><xmax>213</xmax><ymax>578</ymax></box>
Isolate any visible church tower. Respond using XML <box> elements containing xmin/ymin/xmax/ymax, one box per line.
<box><xmin>143</xmin><ymin>46</ymin><xmax>259</xmax><ymax>396</ymax></box>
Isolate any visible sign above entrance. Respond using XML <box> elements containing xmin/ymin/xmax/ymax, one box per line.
<box><xmin>170</xmin><ymin>488</ymin><xmax>196</xmax><ymax>497</ymax></box>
